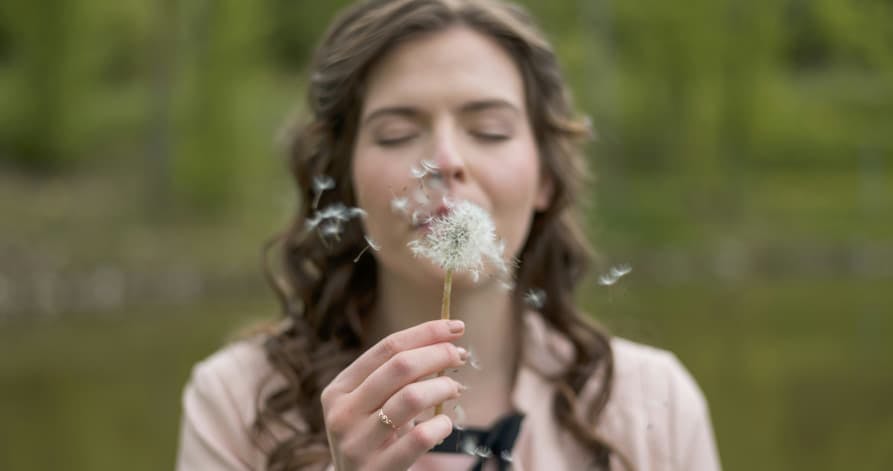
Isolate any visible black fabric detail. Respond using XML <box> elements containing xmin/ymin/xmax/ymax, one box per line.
<box><xmin>429</xmin><ymin>412</ymin><xmax>525</xmax><ymax>471</ymax></box>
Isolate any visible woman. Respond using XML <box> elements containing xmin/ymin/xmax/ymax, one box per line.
<box><xmin>175</xmin><ymin>0</ymin><xmax>721</xmax><ymax>470</ymax></box>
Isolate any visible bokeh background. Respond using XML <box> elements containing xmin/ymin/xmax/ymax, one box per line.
<box><xmin>1</xmin><ymin>1</ymin><xmax>891</xmax><ymax>469</ymax></box>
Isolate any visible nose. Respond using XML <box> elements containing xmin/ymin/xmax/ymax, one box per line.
<box><xmin>430</xmin><ymin>127</ymin><xmax>466</xmax><ymax>185</ymax></box>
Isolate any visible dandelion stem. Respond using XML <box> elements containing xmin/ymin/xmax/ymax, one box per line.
<box><xmin>441</xmin><ymin>269</ymin><xmax>452</xmax><ymax>321</ymax></box>
<box><xmin>434</xmin><ymin>268</ymin><xmax>453</xmax><ymax>416</ymax></box>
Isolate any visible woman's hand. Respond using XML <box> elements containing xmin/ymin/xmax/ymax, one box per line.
<box><xmin>321</xmin><ymin>319</ymin><xmax>468</xmax><ymax>470</ymax></box>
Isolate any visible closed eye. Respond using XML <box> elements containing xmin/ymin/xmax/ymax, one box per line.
<box><xmin>470</xmin><ymin>131</ymin><xmax>510</xmax><ymax>142</ymax></box>
<box><xmin>376</xmin><ymin>134</ymin><xmax>418</xmax><ymax>147</ymax></box>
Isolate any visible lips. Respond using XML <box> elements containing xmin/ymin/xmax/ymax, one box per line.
<box><xmin>411</xmin><ymin>203</ymin><xmax>451</xmax><ymax>231</ymax></box>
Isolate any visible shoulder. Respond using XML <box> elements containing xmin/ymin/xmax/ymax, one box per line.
<box><xmin>176</xmin><ymin>337</ymin><xmax>279</xmax><ymax>470</ymax></box>
<box><xmin>518</xmin><ymin>314</ymin><xmax>721</xmax><ymax>469</ymax></box>
<box><xmin>190</xmin><ymin>336</ymin><xmax>274</xmax><ymax>393</ymax></box>
<box><xmin>599</xmin><ymin>337</ymin><xmax>721</xmax><ymax>470</ymax></box>
<box><xmin>609</xmin><ymin>337</ymin><xmax>708</xmax><ymax>419</ymax></box>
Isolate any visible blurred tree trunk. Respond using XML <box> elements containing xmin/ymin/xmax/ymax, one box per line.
<box><xmin>173</xmin><ymin>0</ymin><xmax>263</xmax><ymax>214</ymax></box>
<box><xmin>6</xmin><ymin>0</ymin><xmax>86</xmax><ymax>171</ymax></box>
<box><xmin>145</xmin><ymin>0</ymin><xmax>178</xmax><ymax>214</ymax></box>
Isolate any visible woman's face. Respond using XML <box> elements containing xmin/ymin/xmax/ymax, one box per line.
<box><xmin>351</xmin><ymin>26</ymin><xmax>550</xmax><ymax>287</ymax></box>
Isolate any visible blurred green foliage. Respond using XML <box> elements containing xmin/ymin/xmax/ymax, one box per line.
<box><xmin>0</xmin><ymin>0</ymin><xmax>891</xmax><ymax>470</ymax></box>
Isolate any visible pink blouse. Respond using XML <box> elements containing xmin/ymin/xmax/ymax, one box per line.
<box><xmin>176</xmin><ymin>313</ymin><xmax>721</xmax><ymax>470</ymax></box>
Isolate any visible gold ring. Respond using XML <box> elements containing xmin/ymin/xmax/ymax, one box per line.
<box><xmin>378</xmin><ymin>408</ymin><xmax>397</xmax><ymax>430</ymax></box>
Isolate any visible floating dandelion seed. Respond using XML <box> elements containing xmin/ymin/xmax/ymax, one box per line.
<box><xmin>610</xmin><ymin>263</ymin><xmax>632</xmax><ymax>278</ymax></box>
<box><xmin>390</xmin><ymin>196</ymin><xmax>409</xmax><ymax>215</ymax></box>
<box><xmin>598</xmin><ymin>275</ymin><xmax>616</xmax><ymax>286</ymax></box>
<box><xmin>305</xmin><ymin>213</ymin><xmax>322</xmax><ymax>230</ymax></box>
<box><xmin>598</xmin><ymin>263</ymin><xmax>633</xmax><ymax>286</ymax></box>
<box><xmin>409</xmin><ymin>160</ymin><xmax>446</xmax><ymax>205</ymax></box>
<box><xmin>453</xmin><ymin>404</ymin><xmax>467</xmax><ymax>426</ymax></box>
<box><xmin>365</xmin><ymin>236</ymin><xmax>380</xmax><ymax>250</ymax></box>
<box><xmin>467</xmin><ymin>347</ymin><xmax>481</xmax><ymax>370</ymax></box>
<box><xmin>306</xmin><ymin>203</ymin><xmax>367</xmax><ymax>244</ymax></box>
<box><xmin>353</xmin><ymin>235</ymin><xmax>381</xmax><ymax>263</ymax></box>
<box><xmin>410</xmin><ymin>210</ymin><xmax>429</xmax><ymax>227</ymax></box>
<box><xmin>412</xmin><ymin>187</ymin><xmax>430</xmax><ymax>204</ymax></box>
<box><xmin>410</xmin><ymin>159</ymin><xmax>440</xmax><ymax>179</ymax></box>
<box><xmin>347</xmin><ymin>207</ymin><xmax>367</xmax><ymax>218</ymax></box>
<box><xmin>474</xmin><ymin>445</ymin><xmax>493</xmax><ymax>459</ymax></box>
<box><xmin>421</xmin><ymin>159</ymin><xmax>439</xmax><ymax>173</ymax></box>
<box><xmin>410</xmin><ymin>165</ymin><xmax>427</xmax><ymax>179</ymax></box>
<box><xmin>427</xmin><ymin>172</ymin><xmax>447</xmax><ymax>192</ymax></box>
<box><xmin>523</xmin><ymin>288</ymin><xmax>546</xmax><ymax>310</ymax></box>
<box><xmin>311</xmin><ymin>175</ymin><xmax>335</xmax><ymax>209</ymax></box>
<box><xmin>319</xmin><ymin>221</ymin><xmax>343</xmax><ymax>241</ymax></box>
<box><xmin>316</xmin><ymin>203</ymin><xmax>348</xmax><ymax>221</ymax></box>
<box><xmin>461</xmin><ymin>436</ymin><xmax>478</xmax><ymax>455</ymax></box>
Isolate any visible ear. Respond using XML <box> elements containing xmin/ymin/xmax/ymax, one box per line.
<box><xmin>534</xmin><ymin>171</ymin><xmax>554</xmax><ymax>211</ymax></box>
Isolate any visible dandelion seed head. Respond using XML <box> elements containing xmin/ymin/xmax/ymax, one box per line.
<box><xmin>407</xmin><ymin>200</ymin><xmax>507</xmax><ymax>280</ymax></box>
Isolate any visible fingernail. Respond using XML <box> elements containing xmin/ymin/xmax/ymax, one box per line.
<box><xmin>456</xmin><ymin>346</ymin><xmax>469</xmax><ymax>361</ymax></box>
<box><xmin>448</xmin><ymin>320</ymin><xmax>465</xmax><ymax>333</ymax></box>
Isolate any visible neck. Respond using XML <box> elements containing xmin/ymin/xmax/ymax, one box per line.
<box><xmin>368</xmin><ymin>270</ymin><xmax>520</xmax><ymax>426</ymax></box>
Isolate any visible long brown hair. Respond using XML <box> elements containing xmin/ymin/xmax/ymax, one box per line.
<box><xmin>256</xmin><ymin>0</ymin><xmax>626</xmax><ymax>469</ymax></box>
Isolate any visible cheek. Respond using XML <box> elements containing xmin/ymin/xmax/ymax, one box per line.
<box><xmin>488</xmin><ymin>154</ymin><xmax>542</xmax><ymax>255</ymax></box>
<box><xmin>352</xmin><ymin>145</ymin><xmax>393</xmax><ymax>210</ymax></box>
<box><xmin>351</xmin><ymin>151</ymin><xmax>410</xmax><ymax>248</ymax></box>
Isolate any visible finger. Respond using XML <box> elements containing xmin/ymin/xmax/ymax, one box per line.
<box><xmin>342</xmin><ymin>376</ymin><xmax>464</xmax><ymax>456</ymax></box>
<box><xmin>351</xmin><ymin>342</ymin><xmax>468</xmax><ymax>412</ymax></box>
<box><xmin>368</xmin><ymin>415</ymin><xmax>453</xmax><ymax>471</ymax></box>
<box><xmin>326</xmin><ymin>319</ymin><xmax>465</xmax><ymax>394</ymax></box>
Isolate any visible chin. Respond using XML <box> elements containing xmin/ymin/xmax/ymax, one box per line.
<box><xmin>420</xmin><ymin>261</ymin><xmax>511</xmax><ymax>292</ymax></box>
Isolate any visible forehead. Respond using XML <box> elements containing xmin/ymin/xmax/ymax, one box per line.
<box><xmin>361</xmin><ymin>26</ymin><xmax>526</xmax><ymax>116</ymax></box>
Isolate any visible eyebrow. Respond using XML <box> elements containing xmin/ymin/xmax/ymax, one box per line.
<box><xmin>362</xmin><ymin>99</ymin><xmax>521</xmax><ymax>126</ymax></box>
<box><xmin>459</xmin><ymin>99</ymin><xmax>521</xmax><ymax>116</ymax></box>
<box><xmin>362</xmin><ymin>107</ymin><xmax>421</xmax><ymax>127</ymax></box>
